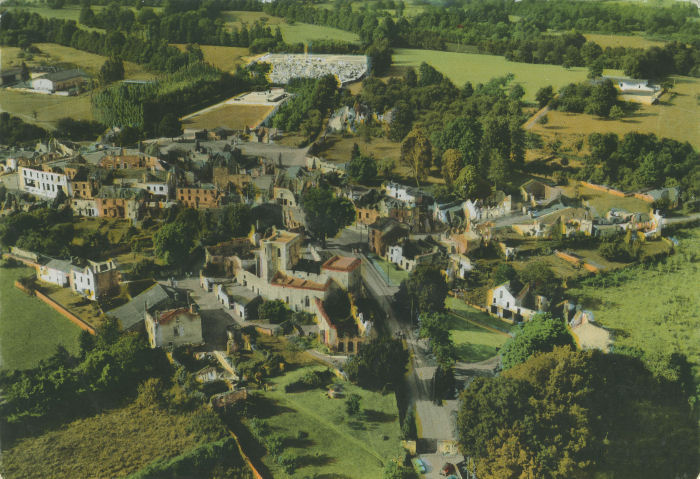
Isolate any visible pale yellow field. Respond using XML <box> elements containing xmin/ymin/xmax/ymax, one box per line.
<box><xmin>0</xmin><ymin>89</ymin><xmax>94</xmax><ymax>125</ymax></box>
<box><xmin>531</xmin><ymin>76</ymin><xmax>700</xmax><ymax>148</ymax></box>
<box><xmin>181</xmin><ymin>104</ymin><xmax>273</xmax><ymax>130</ymax></box>
<box><xmin>583</xmin><ymin>33</ymin><xmax>666</xmax><ymax>50</ymax></box>
<box><xmin>171</xmin><ymin>44</ymin><xmax>251</xmax><ymax>72</ymax></box>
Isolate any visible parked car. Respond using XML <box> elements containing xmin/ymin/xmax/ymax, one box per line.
<box><xmin>412</xmin><ymin>458</ymin><xmax>427</xmax><ymax>474</ymax></box>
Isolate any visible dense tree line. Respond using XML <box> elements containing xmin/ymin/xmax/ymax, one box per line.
<box><xmin>457</xmin><ymin>347</ymin><xmax>698</xmax><ymax>478</ymax></box>
<box><xmin>0</xmin><ymin>11</ymin><xmax>201</xmax><ymax>73</ymax></box>
<box><xmin>272</xmin><ymin>75</ymin><xmax>343</xmax><ymax>141</ymax></box>
<box><xmin>360</xmin><ymin>67</ymin><xmax>526</xmax><ymax>196</ymax></box>
<box><xmin>0</xmin><ymin>113</ymin><xmax>47</xmax><ymax>145</ymax></box>
<box><xmin>552</xmin><ymin>79</ymin><xmax>619</xmax><ymax>117</ymax></box>
<box><xmin>93</xmin><ymin>61</ymin><xmax>265</xmax><ymax>134</ymax></box>
<box><xmin>579</xmin><ymin>132</ymin><xmax>699</xmax><ymax>196</ymax></box>
<box><xmin>263</xmin><ymin>0</ymin><xmax>700</xmax><ymax>78</ymax></box>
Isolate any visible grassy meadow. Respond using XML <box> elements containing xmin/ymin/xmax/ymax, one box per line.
<box><xmin>442</xmin><ymin>303</ymin><xmax>511</xmax><ymax>363</ymax></box>
<box><xmin>0</xmin><ymin>401</ymin><xmax>220</xmax><ymax>479</ymax></box>
<box><xmin>0</xmin><ymin>265</ymin><xmax>80</xmax><ymax>370</ymax></box>
<box><xmin>569</xmin><ymin>226</ymin><xmax>700</xmax><ymax>387</ymax></box>
<box><xmin>250</xmin><ymin>364</ymin><xmax>403</xmax><ymax>478</ymax></box>
<box><xmin>530</xmin><ymin>75</ymin><xmax>700</xmax><ymax>148</ymax></box>
<box><xmin>392</xmin><ymin>48</ymin><xmax>623</xmax><ymax>102</ymax></box>
<box><xmin>222</xmin><ymin>11</ymin><xmax>360</xmax><ymax>44</ymax></box>
<box><xmin>172</xmin><ymin>44</ymin><xmax>251</xmax><ymax>71</ymax></box>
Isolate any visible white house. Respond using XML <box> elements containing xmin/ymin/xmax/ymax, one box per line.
<box><xmin>19</xmin><ymin>166</ymin><xmax>72</xmax><ymax>199</ymax></box>
<box><xmin>617</xmin><ymin>79</ymin><xmax>656</xmax><ymax>93</ymax></box>
<box><xmin>217</xmin><ymin>283</ymin><xmax>261</xmax><ymax>321</ymax></box>
<box><xmin>384</xmin><ymin>182</ymin><xmax>421</xmax><ymax>207</ymax></box>
<box><xmin>145</xmin><ymin>305</ymin><xmax>204</xmax><ymax>349</ymax></box>
<box><xmin>487</xmin><ymin>282</ymin><xmax>542</xmax><ymax>322</ymax></box>
<box><xmin>71</xmin><ymin>259</ymin><xmax>119</xmax><ymax>301</ymax></box>
<box><xmin>37</xmin><ymin>259</ymin><xmax>72</xmax><ymax>287</ymax></box>
<box><xmin>31</xmin><ymin>69</ymin><xmax>89</xmax><ymax>93</ymax></box>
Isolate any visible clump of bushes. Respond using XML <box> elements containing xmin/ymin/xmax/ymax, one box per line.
<box><xmin>284</xmin><ymin>369</ymin><xmax>333</xmax><ymax>393</ymax></box>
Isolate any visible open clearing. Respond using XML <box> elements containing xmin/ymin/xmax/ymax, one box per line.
<box><xmin>0</xmin><ymin>401</ymin><xmax>217</xmax><ymax>479</ymax></box>
<box><xmin>182</xmin><ymin>103</ymin><xmax>273</xmax><ymax>130</ymax></box>
<box><xmin>251</xmin><ymin>364</ymin><xmax>403</xmax><ymax>478</ymax></box>
<box><xmin>562</xmin><ymin>184</ymin><xmax>652</xmax><ymax>216</ymax></box>
<box><xmin>171</xmin><ymin>44</ymin><xmax>251</xmax><ymax>72</ymax></box>
<box><xmin>392</xmin><ymin>48</ymin><xmax>623</xmax><ymax>102</ymax></box>
<box><xmin>530</xmin><ymin>76</ymin><xmax>700</xmax><ymax>148</ymax></box>
<box><xmin>0</xmin><ymin>266</ymin><xmax>80</xmax><ymax>370</ymax></box>
<box><xmin>569</xmin><ymin>226</ymin><xmax>700</xmax><ymax>393</ymax></box>
<box><xmin>583</xmin><ymin>33</ymin><xmax>666</xmax><ymax>49</ymax></box>
<box><xmin>446</xmin><ymin>308</ymin><xmax>508</xmax><ymax>363</ymax></box>
<box><xmin>222</xmin><ymin>11</ymin><xmax>360</xmax><ymax>44</ymax></box>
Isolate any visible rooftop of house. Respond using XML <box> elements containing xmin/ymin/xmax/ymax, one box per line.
<box><xmin>322</xmin><ymin>255</ymin><xmax>361</xmax><ymax>272</ymax></box>
<box><xmin>156</xmin><ymin>307</ymin><xmax>199</xmax><ymax>325</ymax></box>
<box><xmin>96</xmin><ymin>186</ymin><xmax>147</xmax><ymax>200</ymax></box>
<box><xmin>40</xmin><ymin>69</ymin><xmax>89</xmax><ymax>82</ymax></box>
<box><xmin>222</xmin><ymin>284</ymin><xmax>260</xmax><ymax>305</ymax></box>
<box><xmin>265</xmin><ymin>228</ymin><xmax>300</xmax><ymax>244</ymax></box>
<box><xmin>107</xmin><ymin>283</ymin><xmax>188</xmax><ymax>330</ymax></box>
<box><xmin>43</xmin><ymin>258</ymin><xmax>73</xmax><ymax>274</ymax></box>
<box><xmin>178</xmin><ymin>183</ymin><xmax>216</xmax><ymax>191</ymax></box>
<box><xmin>369</xmin><ymin>217</ymin><xmax>407</xmax><ymax>234</ymax></box>
<box><xmin>270</xmin><ymin>272</ymin><xmax>328</xmax><ymax>291</ymax></box>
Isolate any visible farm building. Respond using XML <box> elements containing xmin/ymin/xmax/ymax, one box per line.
<box><xmin>31</xmin><ymin>69</ymin><xmax>89</xmax><ymax>93</ymax></box>
<box><xmin>145</xmin><ymin>304</ymin><xmax>204</xmax><ymax>349</ymax></box>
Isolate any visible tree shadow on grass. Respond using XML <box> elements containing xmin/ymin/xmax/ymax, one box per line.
<box><xmin>284</xmin><ymin>436</ymin><xmax>315</xmax><ymax>449</ymax></box>
<box><xmin>454</xmin><ymin>343</ymin><xmax>497</xmax><ymax>363</ymax></box>
<box><xmin>347</xmin><ymin>419</ymin><xmax>366</xmax><ymax>431</ymax></box>
<box><xmin>363</xmin><ymin>409</ymin><xmax>396</xmax><ymax>423</ymax></box>
<box><xmin>247</xmin><ymin>395</ymin><xmax>296</xmax><ymax>419</ymax></box>
<box><xmin>297</xmin><ymin>453</ymin><xmax>335</xmax><ymax>467</ymax></box>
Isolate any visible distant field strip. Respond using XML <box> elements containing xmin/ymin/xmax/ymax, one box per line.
<box><xmin>393</xmin><ymin>48</ymin><xmax>623</xmax><ymax>102</ymax></box>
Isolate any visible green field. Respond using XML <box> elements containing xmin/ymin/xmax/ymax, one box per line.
<box><xmin>251</xmin><ymin>364</ymin><xmax>403</xmax><ymax>478</ymax></box>
<box><xmin>223</xmin><ymin>11</ymin><xmax>360</xmax><ymax>44</ymax></box>
<box><xmin>393</xmin><ymin>48</ymin><xmax>623</xmax><ymax>102</ymax></box>
<box><xmin>0</xmin><ymin>265</ymin><xmax>80</xmax><ymax>370</ymax></box>
<box><xmin>369</xmin><ymin>255</ymin><xmax>410</xmax><ymax>287</ymax></box>
<box><xmin>1</xmin><ymin>401</ymin><xmax>222</xmax><ymax>479</ymax></box>
<box><xmin>445</xmin><ymin>297</ymin><xmax>513</xmax><ymax>362</ymax></box>
<box><xmin>569</xmin><ymin>227</ymin><xmax>700</xmax><ymax>386</ymax></box>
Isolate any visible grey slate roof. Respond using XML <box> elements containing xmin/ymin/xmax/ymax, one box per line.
<box><xmin>223</xmin><ymin>285</ymin><xmax>260</xmax><ymax>306</ymax></box>
<box><xmin>42</xmin><ymin>69</ymin><xmax>89</xmax><ymax>82</ymax></box>
<box><xmin>44</xmin><ymin>258</ymin><xmax>73</xmax><ymax>274</ymax></box>
<box><xmin>107</xmin><ymin>283</ymin><xmax>187</xmax><ymax>330</ymax></box>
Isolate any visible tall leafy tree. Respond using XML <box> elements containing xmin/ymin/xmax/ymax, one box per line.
<box><xmin>301</xmin><ymin>187</ymin><xmax>355</xmax><ymax>243</ymax></box>
<box><xmin>500</xmin><ymin>313</ymin><xmax>575</xmax><ymax>369</ymax></box>
<box><xmin>400</xmin><ymin>127</ymin><xmax>432</xmax><ymax>186</ymax></box>
<box><xmin>457</xmin><ymin>347</ymin><xmax>697</xmax><ymax>479</ymax></box>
